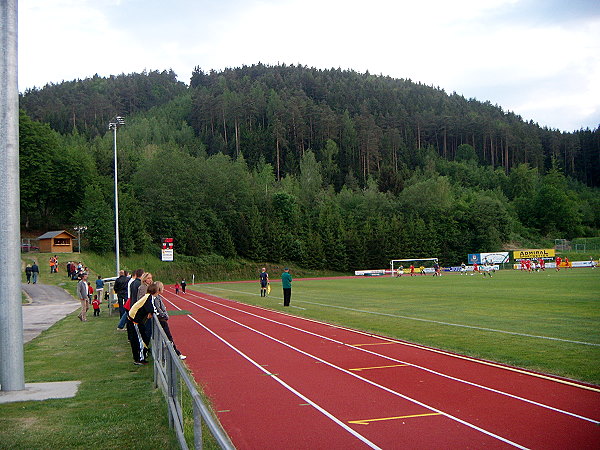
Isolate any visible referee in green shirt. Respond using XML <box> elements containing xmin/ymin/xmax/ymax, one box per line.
<box><xmin>281</xmin><ymin>268</ymin><xmax>292</xmax><ymax>306</ymax></box>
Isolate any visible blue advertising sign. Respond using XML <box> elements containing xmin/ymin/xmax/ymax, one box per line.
<box><xmin>468</xmin><ymin>253</ymin><xmax>481</xmax><ymax>264</ymax></box>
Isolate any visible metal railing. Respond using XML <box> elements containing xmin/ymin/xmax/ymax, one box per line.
<box><xmin>151</xmin><ymin>317</ymin><xmax>235</xmax><ymax>450</ymax></box>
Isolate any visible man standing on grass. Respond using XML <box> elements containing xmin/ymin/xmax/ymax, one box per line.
<box><xmin>281</xmin><ymin>268</ymin><xmax>292</xmax><ymax>307</ymax></box>
<box><xmin>77</xmin><ymin>273</ymin><xmax>89</xmax><ymax>322</ymax></box>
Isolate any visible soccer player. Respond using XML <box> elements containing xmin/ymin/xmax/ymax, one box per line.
<box><xmin>525</xmin><ymin>259</ymin><xmax>532</xmax><ymax>272</ymax></box>
<box><xmin>538</xmin><ymin>257</ymin><xmax>545</xmax><ymax>271</ymax></box>
<box><xmin>564</xmin><ymin>257</ymin><xmax>570</xmax><ymax>270</ymax></box>
<box><xmin>482</xmin><ymin>261</ymin><xmax>493</xmax><ymax>277</ymax></box>
<box><xmin>555</xmin><ymin>256</ymin><xmax>562</xmax><ymax>271</ymax></box>
<box><xmin>396</xmin><ymin>265</ymin><xmax>403</xmax><ymax>277</ymax></box>
<box><xmin>410</xmin><ymin>264</ymin><xmax>415</xmax><ymax>277</ymax></box>
<box><xmin>259</xmin><ymin>268</ymin><xmax>269</xmax><ymax>297</ymax></box>
<box><xmin>460</xmin><ymin>262</ymin><xmax>466</xmax><ymax>275</ymax></box>
<box><xmin>473</xmin><ymin>262</ymin><xmax>479</xmax><ymax>274</ymax></box>
<box><xmin>420</xmin><ymin>265</ymin><xmax>426</xmax><ymax>276</ymax></box>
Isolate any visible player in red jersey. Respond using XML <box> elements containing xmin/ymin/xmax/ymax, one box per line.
<box><xmin>555</xmin><ymin>256</ymin><xmax>562</xmax><ymax>271</ymax></box>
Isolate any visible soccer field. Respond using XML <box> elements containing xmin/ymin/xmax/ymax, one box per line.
<box><xmin>193</xmin><ymin>269</ymin><xmax>600</xmax><ymax>385</ymax></box>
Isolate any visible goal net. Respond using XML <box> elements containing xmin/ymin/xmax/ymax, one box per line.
<box><xmin>390</xmin><ymin>258</ymin><xmax>438</xmax><ymax>276</ymax></box>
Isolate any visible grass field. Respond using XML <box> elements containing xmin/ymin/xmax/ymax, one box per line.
<box><xmin>193</xmin><ymin>268</ymin><xmax>600</xmax><ymax>385</ymax></box>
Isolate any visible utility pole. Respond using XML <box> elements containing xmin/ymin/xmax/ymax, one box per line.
<box><xmin>0</xmin><ymin>0</ymin><xmax>25</xmax><ymax>391</ymax></box>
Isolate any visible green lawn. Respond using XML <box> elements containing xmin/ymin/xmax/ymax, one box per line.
<box><xmin>193</xmin><ymin>268</ymin><xmax>600</xmax><ymax>385</ymax></box>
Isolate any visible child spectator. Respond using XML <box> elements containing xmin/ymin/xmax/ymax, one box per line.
<box><xmin>92</xmin><ymin>295</ymin><xmax>101</xmax><ymax>316</ymax></box>
<box><xmin>87</xmin><ymin>281</ymin><xmax>94</xmax><ymax>302</ymax></box>
<box><xmin>175</xmin><ymin>282</ymin><xmax>180</xmax><ymax>294</ymax></box>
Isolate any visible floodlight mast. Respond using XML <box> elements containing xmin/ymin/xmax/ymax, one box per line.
<box><xmin>0</xmin><ymin>0</ymin><xmax>25</xmax><ymax>391</ymax></box>
<box><xmin>109</xmin><ymin>116</ymin><xmax>125</xmax><ymax>277</ymax></box>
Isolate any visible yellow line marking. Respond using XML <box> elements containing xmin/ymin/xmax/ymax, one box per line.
<box><xmin>349</xmin><ymin>364</ymin><xmax>408</xmax><ymax>372</ymax></box>
<box><xmin>349</xmin><ymin>413</ymin><xmax>441</xmax><ymax>425</ymax></box>
<box><xmin>351</xmin><ymin>342</ymin><xmax>397</xmax><ymax>347</ymax></box>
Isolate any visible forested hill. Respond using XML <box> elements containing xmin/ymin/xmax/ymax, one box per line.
<box><xmin>18</xmin><ymin>66</ymin><xmax>600</xmax><ymax>270</ymax></box>
<box><xmin>20</xmin><ymin>64</ymin><xmax>600</xmax><ymax>188</ymax></box>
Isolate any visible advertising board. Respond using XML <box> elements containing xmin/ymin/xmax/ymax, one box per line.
<box><xmin>513</xmin><ymin>249</ymin><xmax>555</xmax><ymax>259</ymax></box>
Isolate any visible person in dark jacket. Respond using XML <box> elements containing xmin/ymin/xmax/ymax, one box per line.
<box><xmin>25</xmin><ymin>264</ymin><xmax>32</xmax><ymax>283</ymax></box>
<box><xmin>31</xmin><ymin>263</ymin><xmax>39</xmax><ymax>284</ymax></box>
<box><xmin>113</xmin><ymin>270</ymin><xmax>129</xmax><ymax>330</ymax></box>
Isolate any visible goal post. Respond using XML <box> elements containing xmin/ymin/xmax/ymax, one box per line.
<box><xmin>390</xmin><ymin>258</ymin><xmax>438</xmax><ymax>276</ymax></box>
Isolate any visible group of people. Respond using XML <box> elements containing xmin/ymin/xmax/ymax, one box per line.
<box><xmin>111</xmin><ymin>269</ymin><xmax>186</xmax><ymax>365</ymax></box>
<box><xmin>462</xmin><ymin>261</ymin><xmax>495</xmax><ymax>277</ymax></box>
<box><xmin>518</xmin><ymin>258</ymin><xmax>548</xmax><ymax>272</ymax></box>
<box><xmin>258</xmin><ymin>267</ymin><xmax>293</xmax><ymax>307</ymax></box>
<box><xmin>24</xmin><ymin>263</ymin><xmax>40</xmax><ymax>284</ymax></box>
<box><xmin>66</xmin><ymin>261</ymin><xmax>89</xmax><ymax>280</ymax></box>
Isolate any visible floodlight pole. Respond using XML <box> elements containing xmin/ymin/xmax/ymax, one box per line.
<box><xmin>109</xmin><ymin>117</ymin><xmax>124</xmax><ymax>277</ymax></box>
<box><xmin>0</xmin><ymin>0</ymin><xmax>25</xmax><ymax>391</ymax></box>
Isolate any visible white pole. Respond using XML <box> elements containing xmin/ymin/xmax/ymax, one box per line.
<box><xmin>113</xmin><ymin>124</ymin><xmax>120</xmax><ymax>277</ymax></box>
<box><xmin>0</xmin><ymin>0</ymin><xmax>25</xmax><ymax>391</ymax></box>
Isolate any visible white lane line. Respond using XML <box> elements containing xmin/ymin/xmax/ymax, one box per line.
<box><xmin>198</xmin><ymin>284</ymin><xmax>600</xmax><ymax>347</ymax></box>
<box><xmin>164</xmin><ymin>296</ymin><xmax>381</xmax><ymax>449</ymax></box>
<box><xmin>179</xmin><ymin>291</ymin><xmax>600</xmax><ymax>425</ymax></box>
<box><xmin>170</xmin><ymin>292</ymin><xmax>529</xmax><ymax>449</ymax></box>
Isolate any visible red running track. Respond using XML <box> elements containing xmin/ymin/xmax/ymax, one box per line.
<box><xmin>162</xmin><ymin>288</ymin><xmax>600</xmax><ymax>449</ymax></box>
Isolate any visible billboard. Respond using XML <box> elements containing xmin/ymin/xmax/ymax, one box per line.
<box><xmin>480</xmin><ymin>252</ymin><xmax>510</xmax><ymax>264</ymax></box>
<box><xmin>468</xmin><ymin>252</ymin><xmax>509</xmax><ymax>264</ymax></box>
<box><xmin>161</xmin><ymin>238</ymin><xmax>174</xmax><ymax>262</ymax></box>
<box><xmin>513</xmin><ymin>249</ymin><xmax>555</xmax><ymax>260</ymax></box>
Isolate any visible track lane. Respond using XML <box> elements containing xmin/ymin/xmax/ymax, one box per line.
<box><xmin>165</xmin><ymin>289</ymin><xmax>600</xmax><ymax>449</ymax></box>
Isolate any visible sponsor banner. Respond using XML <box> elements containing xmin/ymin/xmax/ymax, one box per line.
<box><xmin>480</xmin><ymin>252</ymin><xmax>509</xmax><ymax>264</ymax></box>
<box><xmin>513</xmin><ymin>249</ymin><xmax>555</xmax><ymax>259</ymax></box>
<box><xmin>161</xmin><ymin>249</ymin><xmax>174</xmax><ymax>262</ymax></box>
<box><xmin>468</xmin><ymin>254</ymin><xmax>481</xmax><ymax>264</ymax></box>
<box><xmin>355</xmin><ymin>269</ymin><xmax>387</xmax><ymax>276</ymax></box>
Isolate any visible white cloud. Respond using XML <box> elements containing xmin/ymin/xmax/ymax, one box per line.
<box><xmin>16</xmin><ymin>0</ymin><xmax>600</xmax><ymax>130</ymax></box>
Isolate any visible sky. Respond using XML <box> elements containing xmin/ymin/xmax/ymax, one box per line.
<box><xmin>18</xmin><ymin>0</ymin><xmax>600</xmax><ymax>132</ymax></box>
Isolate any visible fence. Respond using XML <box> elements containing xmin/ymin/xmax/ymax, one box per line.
<box><xmin>151</xmin><ymin>317</ymin><xmax>235</xmax><ymax>450</ymax></box>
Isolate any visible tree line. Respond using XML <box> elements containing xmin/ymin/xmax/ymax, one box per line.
<box><xmin>18</xmin><ymin>67</ymin><xmax>600</xmax><ymax>270</ymax></box>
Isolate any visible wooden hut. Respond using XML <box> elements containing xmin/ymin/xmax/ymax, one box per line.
<box><xmin>37</xmin><ymin>230</ymin><xmax>75</xmax><ymax>253</ymax></box>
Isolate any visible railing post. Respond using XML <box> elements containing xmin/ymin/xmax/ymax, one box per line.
<box><xmin>193</xmin><ymin>401</ymin><xmax>202</xmax><ymax>449</ymax></box>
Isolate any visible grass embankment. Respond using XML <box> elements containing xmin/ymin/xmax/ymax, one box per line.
<box><xmin>4</xmin><ymin>254</ymin><xmax>182</xmax><ymax>449</ymax></box>
<box><xmin>196</xmin><ymin>268</ymin><xmax>600</xmax><ymax>384</ymax></box>
<box><xmin>77</xmin><ymin>251</ymin><xmax>343</xmax><ymax>283</ymax></box>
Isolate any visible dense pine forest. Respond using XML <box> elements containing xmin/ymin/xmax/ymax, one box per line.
<box><xmin>19</xmin><ymin>65</ymin><xmax>600</xmax><ymax>270</ymax></box>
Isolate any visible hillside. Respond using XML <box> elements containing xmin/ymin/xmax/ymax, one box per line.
<box><xmin>18</xmin><ymin>65</ymin><xmax>600</xmax><ymax>270</ymax></box>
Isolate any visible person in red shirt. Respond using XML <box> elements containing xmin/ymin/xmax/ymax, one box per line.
<box><xmin>555</xmin><ymin>256</ymin><xmax>562</xmax><ymax>271</ymax></box>
<box><xmin>410</xmin><ymin>264</ymin><xmax>415</xmax><ymax>276</ymax></box>
<box><xmin>564</xmin><ymin>257</ymin><xmax>570</xmax><ymax>270</ymax></box>
<box><xmin>92</xmin><ymin>295</ymin><xmax>101</xmax><ymax>317</ymax></box>
<box><xmin>473</xmin><ymin>262</ymin><xmax>479</xmax><ymax>274</ymax></box>
<box><xmin>519</xmin><ymin>260</ymin><xmax>526</xmax><ymax>271</ymax></box>
<box><xmin>525</xmin><ymin>259</ymin><xmax>532</xmax><ymax>272</ymax></box>
<box><xmin>538</xmin><ymin>258</ymin><xmax>545</xmax><ymax>271</ymax></box>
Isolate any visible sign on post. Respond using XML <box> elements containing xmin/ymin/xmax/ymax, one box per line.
<box><xmin>161</xmin><ymin>238</ymin><xmax>174</xmax><ymax>262</ymax></box>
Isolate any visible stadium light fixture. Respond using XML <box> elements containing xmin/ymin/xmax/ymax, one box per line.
<box><xmin>73</xmin><ymin>225</ymin><xmax>87</xmax><ymax>253</ymax></box>
<box><xmin>108</xmin><ymin>116</ymin><xmax>125</xmax><ymax>276</ymax></box>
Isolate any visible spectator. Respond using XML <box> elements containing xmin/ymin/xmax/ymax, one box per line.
<box><xmin>95</xmin><ymin>275</ymin><xmax>104</xmax><ymax>302</ymax></box>
<box><xmin>31</xmin><ymin>262</ymin><xmax>39</xmax><ymax>284</ymax></box>
<box><xmin>77</xmin><ymin>274</ymin><xmax>89</xmax><ymax>322</ymax></box>
<box><xmin>118</xmin><ymin>268</ymin><xmax>143</xmax><ymax>330</ymax></box>
<box><xmin>92</xmin><ymin>295</ymin><xmax>101</xmax><ymax>317</ymax></box>
<box><xmin>25</xmin><ymin>264</ymin><xmax>32</xmax><ymax>284</ymax></box>
<box><xmin>127</xmin><ymin>281</ymin><xmax>156</xmax><ymax>365</ymax></box>
<box><xmin>180</xmin><ymin>279</ymin><xmax>187</xmax><ymax>294</ymax></box>
<box><xmin>114</xmin><ymin>270</ymin><xmax>129</xmax><ymax>330</ymax></box>
<box><xmin>153</xmin><ymin>281</ymin><xmax>186</xmax><ymax>360</ymax></box>
<box><xmin>175</xmin><ymin>282</ymin><xmax>179</xmax><ymax>295</ymax></box>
